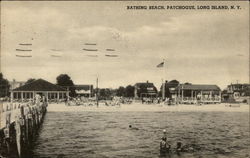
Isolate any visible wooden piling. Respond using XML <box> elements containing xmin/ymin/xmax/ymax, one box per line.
<box><xmin>4</xmin><ymin>113</ymin><xmax>11</xmax><ymax>155</ymax></box>
<box><xmin>0</xmin><ymin>102</ymin><xmax>2</xmax><ymax>129</ymax></box>
<box><xmin>15</xmin><ymin>115</ymin><xmax>22</xmax><ymax>157</ymax></box>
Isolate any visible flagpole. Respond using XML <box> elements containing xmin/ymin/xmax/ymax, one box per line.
<box><xmin>162</xmin><ymin>59</ymin><xmax>165</xmax><ymax>101</ymax></box>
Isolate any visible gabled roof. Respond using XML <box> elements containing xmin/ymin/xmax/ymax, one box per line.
<box><xmin>229</xmin><ymin>83</ymin><xmax>250</xmax><ymax>87</ymax></box>
<box><xmin>12</xmin><ymin>79</ymin><xmax>67</xmax><ymax>91</ymax></box>
<box><xmin>134</xmin><ymin>82</ymin><xmax>157</xmax><ymax>93</ymax></box>
<box><xmin>135</xmin><ymin>82</ymin><xmax>155</xmax><ymax>87</ymax></box>
<box><xmin>177</xmin><ymin>84</ymin><xmax>221</xmax><ymax>91</ymax></box>
<box><xmin>74</xmin><ymin>85</ymin><xmax>93</xmax><ymax>91</ymax></box>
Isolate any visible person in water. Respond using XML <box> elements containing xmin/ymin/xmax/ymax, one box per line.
<box><xmin>160</xmin><ymin>129</ymin><xmax>171</xmax><ymax>155</ymax></box>
<box><xmin>129</xmin><ymin>125</ymin><xmax>139</xmax><ymax>130</ymax></box>
<box><xmin>160</xmin><ymin>137</ymin><xmax>171</xmax><ymax>155</ymax></box>
<box><xmin>176</xmin><ymin>142</ymin><xmax>183</xmax><ymax>152</ymax></box>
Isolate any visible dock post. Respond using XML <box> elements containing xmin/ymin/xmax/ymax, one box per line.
<box><xmin>4</xmin><ymin>113</ymin><xmax>11</xmax><ymax>156</ymax></box>
<box><xmin>0</xmin><ymin>99</ymin><xmax>48</xmax><ymax>158</ymax></box>
<box><xmin>25</xmin><ymin>107</ymin><xmax>30</xmax><ymax>148</ymax></box>
<box><xmin>15</xmin><ymin>115</ymin><xmax>22</xmax><ymax>157</ymax></box>
<box><xmin>0</xmin><ymin>102</ymin><xmax>2</xmax><ymax>129</ymax></box>
<box><xmin>4</xmin><ymin>125</ymin><xmax>10</xmax><ymax>156</ymax></box>
<box><xmin>21</xmin><ymin>106</ymin><xmax>26</xmax><ymax>157</ymax></box>
<box><xmin>27</xmin><ymin>107</ymin><xmax>33</xmax><ymax>146</ymax></box>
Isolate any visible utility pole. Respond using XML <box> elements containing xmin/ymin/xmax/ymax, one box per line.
<box><xmin>162</xmin><ymin>81</ymin><xmax>165</xmax><ymax>101</ymax></box>
<box><xmin>66</xmin><ymin>86</ymin><xmax>69</xmax><ymax>105</ymax></box>
<box><xmin>96</xmin><ymin>77</ymin><xmax>99</xmax><ymax>107</ymax></box>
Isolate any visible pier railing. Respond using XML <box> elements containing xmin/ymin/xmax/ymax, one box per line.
<box><xmin>0</xmin><ymin>100</ymin><xmax>47</xmax><ymax>158</ymax></box>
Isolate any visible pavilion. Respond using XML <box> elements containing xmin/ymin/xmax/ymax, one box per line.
<box><xmin>172</xmin><ymin>84</ymin><xmax>221</xmax><ymax>104</ymax></box>
<box><xmin>11</xmin><ymin>79</ymin><xmax>69</xmax><ymax>102</ymax></box>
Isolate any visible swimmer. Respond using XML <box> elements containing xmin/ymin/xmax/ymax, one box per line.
<box><xmin>129</xmin><ymin>125</ymin><xmax>139</xmax><ymax>130</ymax></box>
<box><xmin>160</xmin><ymin>129</ymin><xmax>171</xmax><ymax>155</ymax></box>
<box><xmin>176</xmin><ymin>142</ymin><xmax>183</xmax><ymax>152</ymax></box>
<box><xmin>160</xmin><ymin>137</ymin><xmax>167</xmax><ymax>154</ymax></box>
<box><xmin>160</xmin><ymin>137</ymin><xmax>171</xmax><ymax>155</ymax></box>
<box><xmin>162</xmin><ymin>129</ymin><xmax>168</xmax><ymax>143</ymax></box>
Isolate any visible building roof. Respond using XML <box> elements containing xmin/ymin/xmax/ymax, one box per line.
<box><xmin>177</xmin><ymin>84</ymin><xmax>221</xmax><ymax>91</ymax></box>
<box><xmin>134</xmin><ymin>82</ymin><xmax>155</xmax><ymax>88</ymax></box>
<box><xmin>74</xmin><ymin>85</ymin><xmax>93</xmax><ymax>91</ymax></box>
<box><xmin>135</xmin><ymin>82</ymin><xmax>157</xmax><ymax>94</ymax></box>
<box><xmin>229</xmin><ymin>83</ymin><xmax>250</xmax><ymax>86</ymax></box>
<box><xmin>12</xmin><ymin>79</ymin><xmax>67</xmax><ymax>91</ymax></box>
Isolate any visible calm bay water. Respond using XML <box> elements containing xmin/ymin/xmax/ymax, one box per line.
<box><xmin>32</xmin><ymin>110</ymin><xmax>249</xmax><ymax>158</ymax></box>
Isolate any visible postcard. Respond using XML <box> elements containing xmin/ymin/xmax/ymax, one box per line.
<box><xmin>0</xmin><ymin>1</ymin><xmax>249</xmax><ymax>158</ymax></box>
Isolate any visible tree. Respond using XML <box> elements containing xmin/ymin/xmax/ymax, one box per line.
<box><xmin>110</xmin><ymin>89</ymin><xmax>117</xmax><ymax>97</ymax></box>
<box><xmin>116</xmin><ymin>86</ymin><xmax>125</xmax><ymax>97</ymax></box>
<box><xmin>125</xmin><ymin>85</ymin><xmax>135</xmax><ymax>97</ymax></box>
<box><xmin>0</xmin><ymin>73</ymin><xmax>10</xmax><ymax>97</ymax></box>
<box><xmin>25</xmin><ymin>78</ymin><xmax>36</xmax><ymax>85</ymax></box>
<box><xmin>99</xmin><ymin>89</ymin><xmax>106</xmax><ymax>99</ymax></box>
<box><xmin>56</xmin><ymin>74</ymin><xmax>76</xmax><ymax>97</ymax></box>
<box><xmin>99</xmin><ymin>88</ymin><xmax>112</xmax><ymax>100</ymax></box>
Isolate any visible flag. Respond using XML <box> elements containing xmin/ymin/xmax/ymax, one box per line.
<box><xmin>156</xmin><ymin>62</ymin><xmax>164</xmax><ymax>68</ymax></box>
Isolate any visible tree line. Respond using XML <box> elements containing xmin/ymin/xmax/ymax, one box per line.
<box><xmin>0</xmin><ymin>73</ymin><xmax>10</xmax><ymax>98</ymax></box>
<box><xmin>0</xmin><ymin>73</ymin><xmax>181</xmax><ymax>99</ymax></box>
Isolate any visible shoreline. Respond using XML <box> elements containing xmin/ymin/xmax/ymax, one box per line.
<box><xmin>47</xmin><ymin>103</ymin><xmax>249</xmax><ymax>113</ymax></box>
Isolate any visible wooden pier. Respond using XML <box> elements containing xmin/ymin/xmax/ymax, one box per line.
<box><xmin>0</xmin><ymin>100</ymin><xmax>47</xmax><ymax>158</ymax></box>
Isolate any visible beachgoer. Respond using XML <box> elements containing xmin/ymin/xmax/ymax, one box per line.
<box><xmin>160</xmin><ymin>137</ymin><xmax>167</xmax><ymax>152</ymax></box>
<box><xmin>129</xmin><ymin>125</ymin><xmax>139</xmax><ymax>130</ymax></box>
<box><xmin>160</xmin><ymin>129</ymin><xmax>171</xmax><ymax>155</ymax></box>
<box><xmin>160</xmin><ymin>137</ymin><xmax>171</xmax><ymax>155</ymax></box>
<box><xmin>176</xmin><ymin>142</ymin><xmax>183</xmax><ymax>152</ymax></box>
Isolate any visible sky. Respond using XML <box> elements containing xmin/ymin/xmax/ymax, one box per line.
<box><xmin>1</xmin><ymin>1</ymin><xmax>249</xmax><ymax>89</ymax></box>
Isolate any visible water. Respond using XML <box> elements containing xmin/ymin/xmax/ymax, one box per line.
<box><xmin>32</xmin><ymin>107</ymin><xmax>249</xmax><ymax>158</ymax></box>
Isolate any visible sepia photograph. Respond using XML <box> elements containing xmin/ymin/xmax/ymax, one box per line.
<box><xmin>0</xmin><ymin>1</ymin><xmax>249</xmax><ymax>158</ymax></box>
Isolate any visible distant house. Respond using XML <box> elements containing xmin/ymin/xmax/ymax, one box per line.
<box><xmin>9</xmin><ymin>79</ymin><xmax>25</xmax><ymax>90</ymax></box>
<box><xmin>222</xmin><ymin>83</ymin><xmax>250</xmax><ymax>103</ymax></box>
<box><xmin>74</xmin><ymin>85</ymin><xmax>93</xmax><ymax>97</ymax></box>
<box><xmin>173</xmin><ymin>84</ymin><xmax>221</xmax><ymax>104</ymax></box>
<box><xmin>134</xmin><ymin>81</ymin><xmax>158</xmax><ymax>98</ymax></box>
<box><xmin>11</xmin><ymin>79</ymin><xmax>69</xmax><ymax>102</ymax></box>
<box><xmin>160</xmin><ymin>80</ymin><xmax>180</xmax><ymax>99</ymax></box>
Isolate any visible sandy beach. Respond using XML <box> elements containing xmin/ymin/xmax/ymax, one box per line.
<box><xmin>47</xmin><ymin>102</ymin><xmax>249</xmax><ymax>113</ymax></box>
